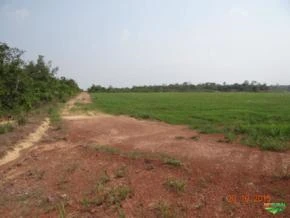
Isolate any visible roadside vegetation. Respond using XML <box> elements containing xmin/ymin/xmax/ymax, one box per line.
<box><xmin>0</xmin><ymin>42</ymin><xmax>80</xmax><ymax>120</ymax></box>
<box><xmin>48</xmin><ymin>106</ymin><xmax>63</xmax><ymax>130</ymax></box>
<box><xmin>83</xmin><ymin>92</ymin><xmax>290</xmax><ymax>151</ymax></box>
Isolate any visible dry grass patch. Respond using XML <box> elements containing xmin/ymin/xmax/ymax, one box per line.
<box><xmin>114</xmin><ymin>166</ymin><xmax>127</xmax><ymax>178</ymax></box>
<box><xmin>164</xmin><ymin>178</ymin><xmax>186</xmax><ymax>193</ymax></box>
<box><xmin>154</xmin><ymin>201</ymin><xmax>186</xmax><ymax>218</ymax></box>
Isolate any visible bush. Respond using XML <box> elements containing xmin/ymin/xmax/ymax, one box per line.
<box><xmin>0</xmin><ymin>42</ymin><xmax>80</xmax><ymax>119</ymax></box>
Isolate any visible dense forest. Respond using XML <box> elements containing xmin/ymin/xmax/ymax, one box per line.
<box><xmin>0</xmin><ymin>42</ymin><xmax>80</xmax><ymax>117</ymax></box>
<box><xmin>88</xmin><ymin>81</ymin><xmax>290</xmax><ymax>93</ymax></box>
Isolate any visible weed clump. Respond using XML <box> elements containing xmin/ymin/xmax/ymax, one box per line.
<box><xmin>98</xmin><ymin>170</ymin><xmax>110</xmax><ymax>184</ymax></box>
<box><xmin>190</xmin><ymin>135</ymin><xmax>199</xmax><ymax>141</ymax></box>
<box><xmin>114</xmin><ymin>166</ymin><xmax>127</xmax><ymax>178</ymax></box>
<box><xmin>164</xmin><ymin>158</ymin><xmax>182</xmax><ymax>167</ymax></box>
<box><xmin>106</xmin><ymin>185</ymin><xmax>132</xmax><ymax>205</ymax></box>
<box><xmin>175</xmin><ymin>136</ymin><xmax>185</xmax><ymax>140</ymax></box>
<box><xmin>81</xmin><ymin>170</ymin><xmax>132</xmax><ymax>210</ymax></box>
<box><xmin>81</xmin><ymin>185</ymin><xmax>132</xmax><ymax>208</ymax></box>
<box><xmin>56</xmin><ymin>202</ymin><xmax>66</xmax><ymax>218</ymax></box>
<box><xmin>154</xmin><ymin>201</ymin><xmax>186</xmax><ymax>218</ymax></box>
<box><xmin>164</xmin><ymin>178</ymin><xmax>186</xmax><ymax>193</ymax></box>
<box><xmin>93</xmin><ymin>144</ymin><xmax>121</xmax><ymax>154</ymax></box>
<box><xmin>154</xmin><ymin>201</ymin><xmax>172</xmax><ymax>218</ymax></box>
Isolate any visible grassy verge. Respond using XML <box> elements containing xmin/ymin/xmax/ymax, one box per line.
<box><xmin>82</xmin><ymin>92</ymin><xmax>290</xmax><ymax>151</ymax></box>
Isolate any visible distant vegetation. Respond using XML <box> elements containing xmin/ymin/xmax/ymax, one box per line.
<box><xmin>83</xmin><ymin>92</ymin><xmax>290</xmax><ymax>151</ymax></box>
<box><xmin>88</xmin><ymin>81</ymin><xmax>290</xmax><ymax>93</ymax></box>
<box><xmin>0</xmin><ymin>42</ymin><xmax>80</xmax><ymax>117</ymax></box>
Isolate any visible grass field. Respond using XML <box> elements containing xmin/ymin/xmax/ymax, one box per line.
<box><xmin>80</xmin><ymin>92</ymin><xmax>290</xmax><ymax>151</ymax></box>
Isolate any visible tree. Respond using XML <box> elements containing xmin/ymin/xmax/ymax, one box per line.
<box><xmin>0</xmin><ymin>42</ymin><xmax>80</xmax><ymax>116</ymax></box>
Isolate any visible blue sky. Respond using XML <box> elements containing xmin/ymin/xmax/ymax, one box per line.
<box><xmin>1</xmin><ymin>0</ymin><xmax>290</xmax><ymax>88</ymax></box>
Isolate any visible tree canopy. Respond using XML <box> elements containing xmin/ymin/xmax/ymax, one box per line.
<box><xmin>87</xmin><ymin>81</ymin><xmax>285</xmax><ymax>93</ymax></box>
<box><xmin>0</xmin><ymin>42</ymin><xmax>80</xmax><ymax>116</ymax></box>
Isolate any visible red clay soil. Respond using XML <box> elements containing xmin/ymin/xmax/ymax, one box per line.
<box><xmin>0</xmin><ymin>93</ymin><xmax>289</xmax><ymax>217</ymax></box>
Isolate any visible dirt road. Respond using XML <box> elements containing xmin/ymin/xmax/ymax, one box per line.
<box><xmin>0</xmin><ymin>92</ymin><xmax>289</xmax><ymax>217</ymax></box>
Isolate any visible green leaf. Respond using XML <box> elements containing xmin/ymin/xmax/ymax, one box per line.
<box><xmin>265</xmin><ymin>203</ymin><xmax>287</xmax><ymax>215</ymax></box>
<box><xmin>265</xmin><ymin>207</ymin><xmax>278</xmax><ymax>214</ymax></box>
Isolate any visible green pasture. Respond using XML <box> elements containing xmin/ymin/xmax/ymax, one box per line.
<box><xmin>81</xmin><ymin>92</ymin><xmax>290</xmax><ymax>151</ymax></box>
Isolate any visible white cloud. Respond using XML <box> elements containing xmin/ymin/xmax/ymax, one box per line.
<box><xmin>229</xmin><ymin>7</ymin><xmax>249</xmax><ymax>17</ymax></box>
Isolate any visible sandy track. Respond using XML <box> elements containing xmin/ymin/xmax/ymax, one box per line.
<box><xmin>62</xmin><ymin>92</ymin><xmax>92</xmax><ymax>116</ymax></box>
<box><xmin>0</xmin><ymin>92</ymin><xmax>289</xmax><ymax>217</ymax></box>
<box><xmin>65</xmin><ymin>112</ymin><xmax>290</xmax><ymax>176</ymax></box>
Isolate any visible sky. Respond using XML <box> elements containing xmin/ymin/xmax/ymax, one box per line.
<box><xmin>1</xmin><ymin>0</ymin><xmax>290</xmax><ymax>89</ymax></box>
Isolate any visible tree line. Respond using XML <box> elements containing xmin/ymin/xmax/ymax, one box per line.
<box><xmin>88</xmin><ymin>81</ymin><xmax>290</xmax><ymax>93</ymax></box>
<box><xmin>0</xmin><ymin>42</ymin><xmax>80</xmax><ymax>116</ymax></box>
